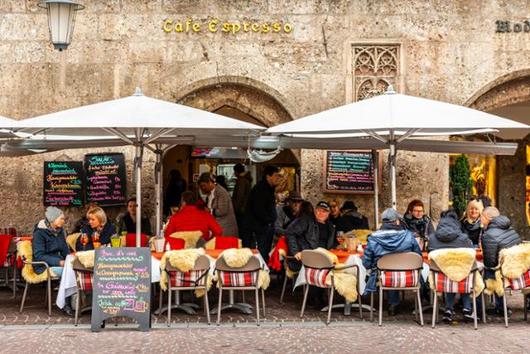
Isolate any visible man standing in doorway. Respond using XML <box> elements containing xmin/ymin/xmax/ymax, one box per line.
<box><xmin>244</xmin><ymin>165</ymin><xmax>281</xmax><ymax>262</ymax></box>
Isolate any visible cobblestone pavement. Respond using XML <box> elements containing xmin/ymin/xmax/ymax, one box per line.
<box><xmin>0</xmin><ymin>280</ymin><xmax>528</xmax><ymax>353</ymax></box>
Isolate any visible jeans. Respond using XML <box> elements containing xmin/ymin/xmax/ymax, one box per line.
<box><xmin>445</xmin><ymin>293</ymin><xmax>471</xmax><ymax>311</ymax></box>
<box><xmin>388</xmin><ymin>291</ymin><xmax>400</xmax><ymax>305</ymax></box>
<box><xmin>50</xmin><ymin>266</ymin><xmax>63</xmax><ymax>277</ymax></box>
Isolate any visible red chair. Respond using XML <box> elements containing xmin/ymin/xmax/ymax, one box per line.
<box><xmin>166</xmin><ymin>237</ymin><xmax>185</xmax><ymax>250</ymax></box>
<box><xmin>125</xmin><ymin>233</ymin><xmax>149</xmax><ymax>247</ymax></box>
<box><xmin>215</xmin><ymin>236</ymin><xmax>240</xmax><ymax>250</ymax></box>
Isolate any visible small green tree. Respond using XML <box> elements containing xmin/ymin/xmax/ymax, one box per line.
<box><xmin>450</xmin><ymin>154</ymin><xmax>473</xmax><ymax>217</ymax></box>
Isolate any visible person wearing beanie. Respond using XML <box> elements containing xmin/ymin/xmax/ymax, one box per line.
<box><xmin>32</xmin><ymin>206</ymin><xmax>72</xmax><ymax>316</ymax></box>
<box><xmin>362</xmin><ymin>208</ymin><xmax>421</xmax><ymax>316</ymax></box>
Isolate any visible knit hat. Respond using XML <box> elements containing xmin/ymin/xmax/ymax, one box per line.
<box><xmin>45</xmin><ymin>206</ymin><xmax>63</xmax><ymax>223</ymax></box>
<box><xmin>381</xmin><ymin>208</ymin><xmax>401</xmax><ymax>222</ymax></box>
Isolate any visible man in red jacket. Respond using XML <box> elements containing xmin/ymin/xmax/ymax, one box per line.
<box><xmin>164</xmin><ymin>191</ymin><xmax>223</xmax><ymax>241</ymax></box>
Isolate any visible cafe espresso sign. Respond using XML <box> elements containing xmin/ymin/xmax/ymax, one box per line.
<box><xmin>163</xmin><ymin>18</ymin><xmax>293</xmax><ymax>35</ymax></box>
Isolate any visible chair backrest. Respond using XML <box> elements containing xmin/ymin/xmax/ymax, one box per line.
<box><xmin>0</xmin><ymin>235</ymin><xmax>12</xmax><ymax>266</ymax></box>
<box><xmin>169</xmin><ymin>231</ymin><xmax>203</xmax><ymax>248</ymax></box>
<box><xmin>430</xmin><ymin>259</ymin><xmax>479</xmax><ymax>274</ymax></box>
<box><xmin>377</xmin><ymin>252</ymin><xmax>423</xmax><ymax>271</ymax></box>
<box><xmin>66</xmin><ymin>233</ymin><xmax>80</xmax><ymax>252</ymax></box>
<box><xmin>125</xmin><ymin>233</ymin><xmax>149</xmax><ymax>247</ymax></box>
<box><xmin>215</xmin><ymin>236</ymin><xmax>240</xmax><ymax>250</ymax></box>
<box><xmin>72</xmin><ymin>257</ymin><xmax>93</xmax><ymax>272</ymax></box>
<box><xmin>166</xmin><ymin>254</ymin><xmax>210</xmax><ymax>272</ymax></box>
<box><xmin>301</xmin><ymin>250</ymin><xmax>334</xmax><ymax>269</ymax></box>
<box><xmin>215</xmin><ymin>255</ymin><xmax>261</xmax><ymax>272</ymax></box>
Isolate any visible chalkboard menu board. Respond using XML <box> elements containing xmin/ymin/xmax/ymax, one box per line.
<box><xmin>85</xmin><ymin>153</ymin><xmax>127</xmax><ymax>206</ymax></box>
<box><xmin>91</xmin><ymin>248</ymin><xmax>151</xmax><ymax>332</ymax></box>
<box><xmin>324</xmin><ymin>150</ymin><xmax>376</xmax><ymax>194</ymax></box>
<box><xmin>43</xmin><ymin>161</ymin><xmax>84</xmax><ymax>207</ymax></box>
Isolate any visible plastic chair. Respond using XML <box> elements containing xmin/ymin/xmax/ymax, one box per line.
<box><xmin>72</xmin><ymin>257</ymin><xmax>94</xmax><ymax>325</ymax></box>
<box><xmin>163</xmin><ymin>254</ymin><xmax>211</xmax><ymax>325</ymax></box>
<box><xmin>300</xmin><ymin>250</ymin><xmax>362</xmax><ymax>324</ymax></box>
<box><xmin>215</xmin><ymin>236</ymin><xmax>240</xmax><ymax>250</ymax></box>
<box><xmin>430</xmin><ymin>259</ymin><xmax>486</xmax><ymax>330</ymax></box>
<box><xmin>370</xmin><ymin>252</ymin><xmax>424</xmax><ymax>326</ymax></box>
<box><xmin>125</xmin><ymin>233</ymin><xmax>149</xmax><ymax>247</ymax></box>
<box><xmin>500</xmin><ymin>261</ymin><xmax>530</xmax><ymax>327</ymax></box>
<box><xmin>215</xmin><ymin>256</ymin><xmax>264</xmax><ymax>325</ymax></box>
<box><xmin>280</xmin><ymin>256</ymin><xmax>299</xmax><ymax>304</ymax></box>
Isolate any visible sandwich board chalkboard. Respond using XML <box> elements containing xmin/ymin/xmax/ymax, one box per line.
<box><xmin>91</xmin><ymin>248</ymin><xmax>151</xmax><ymax>332</ymax></box>
<box><xmin>323</xmin><ymin>150</ymin><xmax>377</xmax><ymax>194</ymax></box>
<box><xmin>43</xmin><ymin>161</ymin><xmax>84</xmax><ymax>207</ymax></box>
<box><xmin>85</xmin><ymin>153</ymin><xmax>127</xmax><ymax>206</ymax></box>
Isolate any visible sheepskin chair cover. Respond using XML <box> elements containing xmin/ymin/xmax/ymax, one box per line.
<box><xmin>17</xmin><ymin>240</ymin><xmax>57</xmax><ymax>283</ymax></box>
<box><xmin>159</xmin><ymin>248</ymin><xmax>211</xmax><ymax>297</ymax></box>
<box><xmin>217</xmin><ymin>248</ymin><xmax>270</xmax><ymax>290</ymax></box>
<box><xmin>313</xmin><ymin>248</ymin><xmax>358</xmax><ymax>303</ymax></box>
<box><xmin>169</xmin><ymin>231</ymin><xmax>203</xmax><ymax>248</ymax></box>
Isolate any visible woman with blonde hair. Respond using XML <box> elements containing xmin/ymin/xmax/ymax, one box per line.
<box><xmin>461</xmin><ymin>198</ymin><xmax>484</xmax><ymax>246</ymax></box>
<box><xmin>76</xmin><ymin>207</ymin><xmax>115</xmax><ymax>250</ymax></box>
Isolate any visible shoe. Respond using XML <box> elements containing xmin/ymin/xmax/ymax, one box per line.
<box><xmin>62</xmin><ymin>304</ymin><xmax>74</xmax><ymax>317</ymax></box>
<box><xmin>463</xmin><ymin>308</ymin><xmax>475</xmax><ymax>322</ymax></box>
<box><xmin>486</xmin><ymin>307</ymin><xmax>512</xmax><ymax>317</ymax></box>
<box><xmin>387</xmin><ymin>304</ymin><xmax>399</xmax><ymax>316</ymax></box>
<box><xmin>442</xmin><ymin>310</ymin><xmax>454</xmax><ymax>323</ymax></box>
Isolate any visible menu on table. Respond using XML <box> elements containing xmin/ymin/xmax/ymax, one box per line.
<box><xmin>85</xmin><ymin>153</ymin><xmax>127</xmax><ymax>206</ymax></box>
<box><xmin>91</xmin><ymin>247</ymin><xmax>151</xmax><ymax>332</ymax></box>
<box><xmin>323</xmin><ymin>150</ymin><xmax>376</xmax><ymax>194</ymax></box>
<box><xmin>43</xmin><ymin>161</ymin><xmax>84</xmax><ymax>207</ymax></box>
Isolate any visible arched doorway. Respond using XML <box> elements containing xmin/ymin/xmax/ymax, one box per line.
<box><xmin>162</xmin><ymin>81</ymin><xmax>299</xmax><ymax>216</ymax></box>
<box><xmin>465</xmin><ymin>73</ymin><xmax>530</xmax><ymax>239</ymax></box>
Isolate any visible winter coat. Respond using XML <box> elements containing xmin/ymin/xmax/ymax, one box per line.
<box><xmin>209</xmin><ymin>185</ymin><xmax>238</xmax><ymax>237</ymax></box>
<box><xmin>362</xmin><ymin>223</ymin><xmax>422</xmax><ymax>293</ymax></box>
<box><xmin>482</xmin><ymin>216</ymin><xmax>521</xmax><ymax>268</ymax></box>
<box><xmin>246</xmin><ymin>179</ymin><xmax>277</xmax><ymax>229</ymax></box>
<box><xmin>285</xmin><ymin>214</ymin><xmax>336</xmax><ymax>256</ymax></box>
<box><xmin>116</xmin><ymin>212</ymin><xmax>152</xmax><ymax>235</ymax></box>
<box><xmin>76</xmin><ymin>221</ymin><xmax>115</xmax><ymax>251</ymax></box>
<box><xmin>232</xmin><ymin>172</ymin><xmax>252</xmax><ymax>215</ymax></box>
<box><xmin>32</xmin><ymin>219</ymin><xmax>70</xmax><ymax>274</ymax></box>
<box><xmin>334</xmin><ymin>210</ymin><xmax>369</xmax><ymax>232</ymax></box>
<box><xmin>274</xmin><ymin>205</ymin><xmax>296</xmax><ymax>236</ymax></box>
<box><xmin>403</xmin><ymin>214</ymin><xmax>434</xmax><ymax>239</ymax></box>
<box><xmin>164</xmin><ymin>205</ymin><xmax>223</xmax><ymax>241</ymax></box>
<box><xmin>164</xmin><ymin>178</ymin><xmax>187</xmax><ymax>215</ymax></box>
<box><xmin>461</xmin><ymin>218</ymin><xmax>483</xmax><ymax>246</ymax></box>
<box><xmin>428</xmin><ymin>211</ymin><xmax>473</xmax><ymax>251</ymax></box>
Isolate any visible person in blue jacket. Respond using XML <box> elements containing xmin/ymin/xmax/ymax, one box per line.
<box><xmin>362</xmin><ymin>208</ymin><xmax>422</xmax><ymax>316</ymax></box>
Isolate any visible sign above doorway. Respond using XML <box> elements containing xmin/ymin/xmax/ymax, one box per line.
<box><xmin>162</xmin><ymin>18</ymin><xmax>293</xmax><ymax>35</ymax></box>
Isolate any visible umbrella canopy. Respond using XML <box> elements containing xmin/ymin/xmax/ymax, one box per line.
<box><xmin>0</xmin><ymin>115</ymin><xmax>20</xmax><ymax>139</ymax></box>
<box><xmin>266</xmin><ymin>86</ymin><xmax>529</xmax><ymax>209</ymax></box>
<box><xmin>14</xmin><ymin>89</ymin><xmax>265</xmax><ymax>245</ymax></box>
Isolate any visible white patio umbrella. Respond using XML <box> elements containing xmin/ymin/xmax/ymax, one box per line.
<box><xmin>15</xmin><ymin>88</ymin><xmax>265</xmax><ymax>245</ymax></box>
<box><xmin>267</xmin><ymin>86</ymin><xmax>529</xmax><ymax>209</ymax></box>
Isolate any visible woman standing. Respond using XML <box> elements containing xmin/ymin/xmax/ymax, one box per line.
<box><xmin>76</xmin><ymin>207</ymin><xmax>115</xmax><ymax>250</ymax></box>
<box><xmin>461</xmin><ymin>199</ymin><xmax>484</xmax><ymax>246</ymax></box>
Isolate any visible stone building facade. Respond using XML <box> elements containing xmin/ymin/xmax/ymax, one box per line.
<box><xmin>0</xmin><ymin>0</ymin><xmax>528</xmax><ymax>238</ymax></box>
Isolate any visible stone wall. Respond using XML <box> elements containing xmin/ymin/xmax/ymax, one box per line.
<box><xmin>0</xmin><ymin>0</ymin><xmax>529</xmax><ymax>236</ymax></box>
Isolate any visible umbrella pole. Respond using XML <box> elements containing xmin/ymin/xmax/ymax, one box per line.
<box><xmin>154</xmin><ymin>148</ymin><xmax>162</xmax><ymax>237</ymax></box>
<box><xmin>389</xmin><ymin>142</ymin><xmax>397</xmax><ymax>210</ymax></box>
<box><xmin>135</xmin><ymin>144</ymin><xmax>143</xmax><ymax>247</ymax></box>
<box><xmin>372</xmin><ymin>150</ymin><xmax>380</xmax><ymax>228</ymax></box>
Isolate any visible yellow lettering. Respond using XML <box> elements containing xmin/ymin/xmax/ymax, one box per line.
<box><xmin>231</xmin><ymin>23</ymin><xmax>241</xmax><ymax>34</ymax></box>
<box><xmin>208</xmin><ymin>19</ymin><xmax>219</xmax><ymax>33</ymax></box>
<box><xmin>262</xmin><ymin>23</ymin><xmax>270</xmax><ymax>33</ymax></box>
<box><xmin>272</xmin><ymin>23</ymin><xmax>281</xmax><ymax>33</ymax></box>
<box><xmin>284</xmin><ymin>23</ymin><xmax>293</xmax><ymax>33</ymax></box>
<box><xmin>243</xmin><ymin>22</ymin><xmax>251</xmax><ymax>32</ymax></box>
<box><xmin>192</xmin><ymin>23</ymin><xmax>201</xmax><ymax>32</ymax></box>
<box><xmin>251</xmin><ymin>23</ymin><xmax>259</xmax><ymax>32</ymax></box>
<box><xmin>222</xmin><ymin>23</ymin><xmax>230</xmax><ymax>33</ymax></box>
<box><xmin>185</xmin><ymin>18</ymin><xmax>192</xmax><ymax>32</ymax></box>
<box><xmin>162</xmin><ymin>19</ymin><xmax>173</xmax><ymax>33</ymax></box>
<box><xmin>175</xmin><ymin>22</ymin><xmax>184</xmax><ymax>33</ymax></box>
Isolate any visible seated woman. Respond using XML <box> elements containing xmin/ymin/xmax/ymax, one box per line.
<box><xmin>76</xmin><ymin>207</ymin><xmax>115</xmax><ymax>250</ymax></box>
<box><xmin>164</xmin><ymin>191</ymin><xmax>223</xmax><ymax>242</ymax></box>
<box><xmin>32</xmin><ymin>206</ymin><xmax>73</xmax><ymax>315</ymax></box>
<box><xmin>461</xmin><ymin>199</ymin><xmax>484</xmax><ymax>247</ymax></box>
<box><xmin>403</xmin><ymin>199</ymin><xmax>434</xmax><ymax>247</ymax></box>
<box><xmin>116</xmin><ymin>197</ymin><xmax>152</xmax><ymax>235</ymax></box>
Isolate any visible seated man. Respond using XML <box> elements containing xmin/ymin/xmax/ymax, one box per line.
<box><xmin>362</xmin><ymin>208</ymin><xmax>421</xmax><ymax>315</ymax></box>
<box><xmin>334</xmin><ymin>200</ymin><xmax>369</xmax><ymax>232</ymax></box>
<box><xmin>481</xmin><ymin>206</ymin><xmax>521</xmax><ymax>316</ymax></box>
<box><xmin>274</xmin><ymin>191</ymin><xmax>304</xmax><ymax>237</ymax></box>
<box><xmin>164</xmin><ymin>191</ymin><xmax>223</xmax><ymax>242</ymax></box>
<box><xmin>116</xmin><ymin>197</ymin><xmax>152</xmax><ymax>235</ymax></box>
<box><xmin>428</xmin><ymin>209</ymin><xmax>474</xmax><ymax>323</ymax></box>
<box><xmin>285</xmin><ymin>201</ymin><xmax>336</xmax><ymax>272</ymax></box>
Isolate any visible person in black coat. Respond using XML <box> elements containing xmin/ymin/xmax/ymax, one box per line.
<box><xmin>460</xmin><ymin>199</ymin><xmax>484</xmax><ymax>246</ymax></box>
<box><xmin>403</xmin><ymin>199</ymin><xmax>434</xmax><ymax>250</ymax></box>
<box><xmin>334</xmin><ymin>201</ymin><xmax>369</xmax><ymax>232</ymax></box>
<box><xmin>164</xmin><ymin>169</ymin><xmax>187</xmax><ymax>217</ymax></box>
<box><xmin>76</xmin><ymin>207</ymin><xmax>115</xmax><ymax>251</ymax></box>
<box><xmin>480</xmin><ymin>207</ymin><xmax>521</xmax><ymax>315</ymax></box>
<box><xmin>285</xmin><ymin>201</ymin><xmax>337</xmax><ymax>272</ymax></box>
<box><xmin>428</xmin><ymin>209</ymin><xmax>474</xmax><ymax>322</ymax></box>
<box><xmin>241</xmin><ymin>165</ymin><xmax>281</xmax><ymax>262</ymax></box>
<box><xmin>116</xmin><ymin>197</ymin><xmax>152</xmax><ymax>235</ymax></box>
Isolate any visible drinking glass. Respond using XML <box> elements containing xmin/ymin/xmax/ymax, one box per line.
<box><xmin>80</xmin><ymin>233</ymin><xmax>89</xmax><ymax>251</ymax></box>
